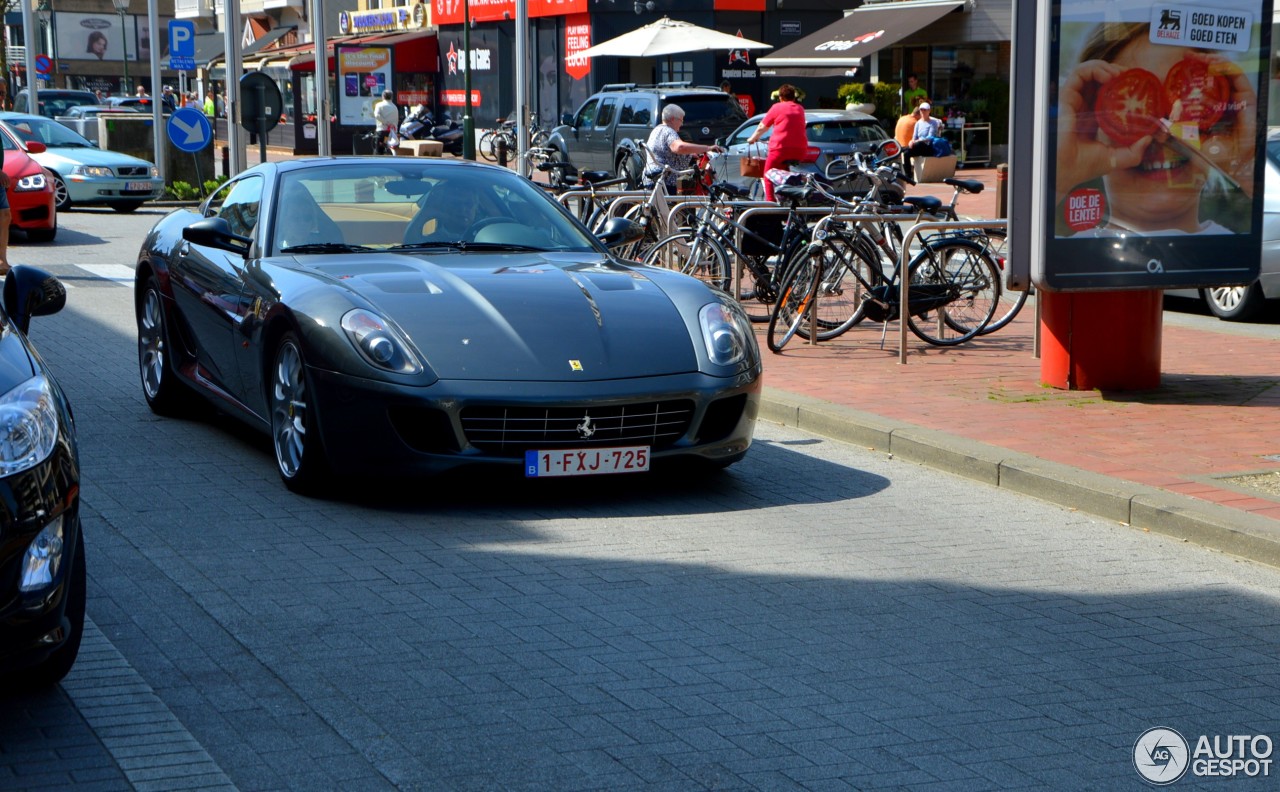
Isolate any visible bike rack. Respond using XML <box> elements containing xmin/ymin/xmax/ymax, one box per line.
<box><xmin>731</xmin><ymin>205</ymin><xmax>866</xmax><ymax>308</ymax></box>
<box><xmin>896</xmin><ymin>219</ymin><xmax>1009</xmax><ymax>364</ymax></box>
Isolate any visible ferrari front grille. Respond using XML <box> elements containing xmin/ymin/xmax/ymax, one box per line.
<box><xmin>461</xmin><ymin>401</ymin><xmax>695</xmax><ymax>456</ymax></box>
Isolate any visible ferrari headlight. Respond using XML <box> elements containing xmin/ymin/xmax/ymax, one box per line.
<box><xmin>0</xmin><ymin>375</ymin><xmax>59</xmax><ymax>477</ymax></box>
<box><xmin>20</xmin><ymin>516</ymin><xmax>64</xmax><ymax>593</ymax></box>
<box><xmin>341</xmin><ymin>309</ymin><xmax>423</xmax><ymax>375</ymax></box>
<box><xmin>15</xmin><ymin>173</ymin><xmax>47</xmax><ymax>191</ymax></box>
<box><xmin>699</xmin><ymin>300</ymin><xmax>755</xmax><ymax>368</ymax></box>
<box><xmin>70</xmin><ymin>165</ymin><xmax>113</xmax><ymax>178</ymax></box>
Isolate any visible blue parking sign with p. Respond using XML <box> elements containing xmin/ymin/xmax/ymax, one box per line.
<box><xmin>169</xmin><ymin>21</ymin><xmax>195</xmax><ymax>70</ymax></box>
<box><xmin>170</xmin><ymin>21</ymin><xmax>195</xmax><ymax>58</ymax></box>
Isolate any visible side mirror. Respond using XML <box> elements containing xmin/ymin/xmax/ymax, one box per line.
<box><xmin>560</xmin><ymin>112</ymin><xmax>574</xmax><ymax>127</ymax></box>
<box><xmin>183</xmin><ymin>217</ymin><xmax>252</xmax><ymax>256</ymax></box>
<box><xmin>3</xmin><ymin>266</ymin><xmax>66</xmax><ymax>336</ymax></box>
<box><xmin>595</xmin><ymin>217</ymin><xmax>644</xmax><ymax>249</ymax></box>
<box><xmin>25</xmin><ymin>141</ymin><xmax>46</xmax><ymax>154</ymax></box>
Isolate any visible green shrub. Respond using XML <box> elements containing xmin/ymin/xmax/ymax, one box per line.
<box><xmin>871</xmin><ymin>82</ymin><xmax>902</xmax><ymax>125</ymax></box>
<box><xmin>203</xmin><ymin>175</ymin><xmax>228</xmax><ymax>196</ymax></box>
<box><xmin>836</xmin><ymin>82</ymin><xmax>867</xmax><ymax>106</ymax></box>
<box><xmin>165</xmin><ymin>181</ymin><xmax>200</xmax><ymax>201</ymax></box>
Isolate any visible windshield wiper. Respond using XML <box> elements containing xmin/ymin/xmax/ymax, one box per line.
<box><xmin>386</xmin><ymin>241</ymin><xmax>546</xmax><ymax>253</ymax></box>
<box><xmin>279</xmin><ymin>242</ymin><xmax>375</xmax><ymax>254</ymax></box>
<box><xmin>386</xmin><ymin>241</ymin><xmax>467</xmax><ymax>252</ymax></box>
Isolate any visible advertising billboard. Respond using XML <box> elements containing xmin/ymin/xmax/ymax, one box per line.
<box><xmin>1029</xmin><ymin>0</ymin><xmax>1271</xmax><ymax>291</ymax></box>
<box><xmin>338</xmin><ymin>46</ymin><xmax>393</xmax><ymax>126</ymax></box>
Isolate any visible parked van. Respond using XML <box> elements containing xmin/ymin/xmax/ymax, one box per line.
<box><xmin>13</xmin><ymin>89</ymin><xmax>98</xmax><ymax>119</ymax></box>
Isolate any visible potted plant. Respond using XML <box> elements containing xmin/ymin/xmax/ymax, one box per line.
<box><xmin>837</xmin><ymin>82</ymin><xmax>875</xmax><ymax>115</ymax></box>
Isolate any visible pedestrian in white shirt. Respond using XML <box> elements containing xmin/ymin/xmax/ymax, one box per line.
<box><xmin>373</xmin><ymin>91</ymin><xmax>399</xmax><ymax>155</ymax></box>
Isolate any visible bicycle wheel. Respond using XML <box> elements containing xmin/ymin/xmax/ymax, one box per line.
<box><xmin>975</xmin><ymin>228</ymin><xmax>1028</xmax><ymax>335</ymax></box>
<box><xmin>793</xmin><ymin>231</ymin><xmax>886</xmax><ymax>339</ymax></box>
<box><xmin>644</xmin><ymin>231</ymin><xmax>731</xmax><ymax>292</ymax></box>
<box><xmin>618</xmin><ymin>203</ymin><xmax>661</xmax><ymax>261</ymax></box>
<box><xmin>905</xmin><ymin>239</ymin><xmax>1000</xmax><ymax>346</ymax></box>
<box><xmin>735</xmin><ymin>254</ymin><xmax>777</xmax><ymax>324</ymax></box>
<box><xmin>478</xmin><ymin>130</ymin><xmax>499</xmax><ymax>162</ymax></box>
<box><xmin>767</xmin><ymin>252</ymin><xmax>822</xmax><ymax>353</ymax></box>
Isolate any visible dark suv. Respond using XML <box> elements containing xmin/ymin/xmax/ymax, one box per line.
<box><xmin>546</xmin><ymin>83</ymin><xmax>747</xmax><ymax>188</ymax></box>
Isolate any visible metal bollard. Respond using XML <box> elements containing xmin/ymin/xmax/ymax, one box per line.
<box><xmin>996</xmin><ymin>163</ymin><xmax>1009</xmax><ymax>219</ymax></box>
<box><xmin>497</xmin><ymin>136</ymin><xmax>509</xmax><ymax>168</ymax></box>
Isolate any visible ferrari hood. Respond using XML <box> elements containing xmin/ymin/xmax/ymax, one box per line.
<box><xmin>311</xmin><ymin>252</ymin><xmax>700</xmax><ymax>381</ymax></box>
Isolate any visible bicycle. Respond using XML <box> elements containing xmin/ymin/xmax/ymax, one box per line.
<box><xmin>617</xmin><ymin>150</ymin><xmax>716</xmax><ymax>264</ymax></box>
<box><xmin>479</xmin><ymin>119</ymin><xmax>517</xmax><ymax>163</ymax></box>
<box><xmin>767</xmin><ymin>156</ymin><xmax>1002</xmax><ymax>353</ymax></box>
<box><xmin>826</xmin><ymin>154</ymin><xmax>1024</xmax><ymax>335</ymax></box>
<box><xmin>642</xmin><ymin>173</ymin><xmax>828</xmax><ymax>320</ymax></box>
<box><xmin>356</xmin><ymin>130</ymin><xmax>396</xmax><ymax>156</ymax></box>
<box><xmin>481</xmin><ymin>115</ymin><xmax>553</xmax><ymax>163</ymax></box>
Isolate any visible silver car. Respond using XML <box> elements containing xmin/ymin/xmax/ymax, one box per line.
<box><xmin>710</xmin><ymin>109</ymin><xmax>890</xmax><ymax>199</ymax></box>
<box><xmin>1166</xmin><ymin>128</ymin><xmax>1280</xmax><ymax>321</ymax></box>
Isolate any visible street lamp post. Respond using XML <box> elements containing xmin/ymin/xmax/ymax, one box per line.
<box><xmin>36</xmin><ymin>0</ymin><xmax>56</xmax><ymax>88</ymax></box>
<box><xmin>110</xmin><ymin>0</ymin><xmax>129</xmax><ymax>95</ymax></box>
<box><xmin>462</xmin><ymin>0</ymin><xmax>475</xmax><ymax>160</ymax></box>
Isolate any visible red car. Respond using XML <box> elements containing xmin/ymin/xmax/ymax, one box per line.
<box><xmin>1</xmin><ymin>125</ymin><xmax>56</xmax><ymax>242</ymax></box>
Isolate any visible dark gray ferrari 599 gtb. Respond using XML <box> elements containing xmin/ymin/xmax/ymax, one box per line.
<box><xmin>134</xmin><ymin>157</ymin><xmax>761</xmax><ymax>494</ymax></box>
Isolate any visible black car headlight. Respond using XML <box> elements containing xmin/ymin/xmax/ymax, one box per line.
<box><xmin>699</xmin><ymin>299</ymin><xmax>757</xmax><ymax>369</ymax></box>
<box><xmin>0</xmin><ymin>375</ymin><xmax>59</xmax><ymax>477</ymax></box>
<box><xmin>341</xmin><ymin>309</ymin><xmax>423</xmax><ymax>375</ymax></box>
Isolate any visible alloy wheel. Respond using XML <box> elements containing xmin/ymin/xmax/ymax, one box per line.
<box><xmin>139</xmin><ymin>288</ymin><xmax>166</xmax><ymax>400</ymax></box>
<box><xmin>271</xmin><ymin>340</ymin><xmax>308</xmax><ymax>479</ymax></box>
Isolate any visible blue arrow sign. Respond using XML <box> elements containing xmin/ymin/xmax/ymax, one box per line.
<box><xmin>167</xmin><ymin>107</ymin><xmax>212</xmax><ymax>153</ymax></box>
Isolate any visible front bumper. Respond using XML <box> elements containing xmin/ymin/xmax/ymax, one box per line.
<box><xmin>307</xmin><ymin>368</ymin><xmax>762</xmax><ymax>477</ymax></box>
<box><xmin>0</xmin><ymin>436</ymin><xmax>82</xmax><ymax>674</ymax></box>
<box><xmin>66</xmin><ymin>175</ymin><xmax>164</xmax><ymax>205</ymax></box>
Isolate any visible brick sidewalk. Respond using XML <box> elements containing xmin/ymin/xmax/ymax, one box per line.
<box><xmin>755</xmin><ymin>302</ymin><xmax>1280</xmax><ymax>524</ymax></box>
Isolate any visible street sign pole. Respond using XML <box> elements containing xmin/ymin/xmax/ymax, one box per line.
<box><xmin>149</xmin><ymin>0</ymin><xmax>165</xmax><ymax>184</ymax></box>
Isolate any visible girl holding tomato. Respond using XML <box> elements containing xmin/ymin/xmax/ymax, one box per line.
<box><xmin>1056</xmin><ymin>22</ymin><xmax>1256</xmax><ymax>236</ymax></box>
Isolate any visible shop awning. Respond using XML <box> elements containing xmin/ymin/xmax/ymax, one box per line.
<box><xmin>288</xmin><ymin>32</ymin><xmax>438</xmax><ymax>73</ymax></box>
<box><xmin>243</xmin><ymin>26</ymin><xmax>297</xmax><ymax>57</ymax></box>
<box><xmin>757</xmin><ymin>0</ymin><xmax>965</xmax><ymax>78</ymax></box>
<box><xmin>194</xmin><ymin>33</ymin><xmax>226</xmax><ymax>68</ymax></box>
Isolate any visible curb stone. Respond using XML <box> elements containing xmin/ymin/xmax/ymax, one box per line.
<box><xmin>760</xmin><ymin>386</ymin><xmax>1280</xmax><ymax>567</ymax></box>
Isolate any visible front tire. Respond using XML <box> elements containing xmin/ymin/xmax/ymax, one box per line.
<box><xmin>270</xmin><ymin>333</ymin><xmax>331</xmax><ymax>495</ymax></box>
<box><xmin>24</xmin><ymin>223</ymin><xmax>57</xmax><ymax>243</ymax></box>
<box><xmin>138</xmin><ymin>277</ymin><xmax>196</xmax><ymax>416</ymax></box>
<box><xmin>1203</xmin><ymin>283</ymin><xmax>1268</xmax><ymax>322</ymax></box>
<box><xmin>51</xmin><ymin>174</ymin><xmax>71</xmax><ymax>211</ymax></box>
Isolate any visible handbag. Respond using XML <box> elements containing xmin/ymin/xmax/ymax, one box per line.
<box><xmin>740</xmin><ymin>144</ymin><xmax>766</xmax><ymax>178</ymax></box>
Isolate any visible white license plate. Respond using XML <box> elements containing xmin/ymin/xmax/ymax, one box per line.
<box><xmin>126</xmin><ymin>181</ymin><xmax>152</xmax><ymax>191</ymax></box>
<box><xmin>525</xmin><ymin>446</ymin><xmax>650</xmax><ymax>477</ymax></box>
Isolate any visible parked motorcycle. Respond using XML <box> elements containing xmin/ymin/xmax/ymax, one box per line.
<box><xmin>399</xmin><ymin>106</ymin><xmax>464</xmax><ymax>155</ymax></box>
<box><xmin>399</xmin><ymin>104</ymin><xmax>432</xmax><ymax>141</ymax></box>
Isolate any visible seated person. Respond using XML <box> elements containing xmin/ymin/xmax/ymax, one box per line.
<box><xmin>403</xmin><ymin>180</ymin><xmax>486</xmax><ymax>244</ymax></box>
<box><xmin>274</xmin><ymin>184</ymin><xmax>342</xmax><ymax>251</ymax></box>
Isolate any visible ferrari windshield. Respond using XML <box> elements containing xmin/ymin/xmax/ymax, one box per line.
<box><xmin>270</xmin><ymin>162</ymin><xmax>602</xmax><ymax>255</ymax></box>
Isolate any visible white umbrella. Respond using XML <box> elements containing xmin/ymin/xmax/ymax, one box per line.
<box><xmin>571</xmin><ymin>16</ymin><xmax>772</xmax><ymax>59</ymax></box>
